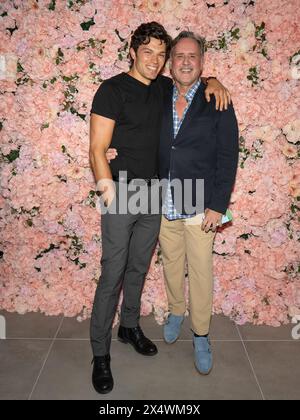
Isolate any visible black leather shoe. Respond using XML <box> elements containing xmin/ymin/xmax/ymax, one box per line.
<box><xmin>92</xmin><ymin>354</ymin><xmax>113</xmax><ymax>394</ymax></box>
<box><xmin>118</xmin><ymin>325</ymin><xmax>158</xmax><ymax>356</ymax></box>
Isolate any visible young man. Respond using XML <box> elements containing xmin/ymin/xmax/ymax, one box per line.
<box><xmin>89</xmin><ymin>22</ymin><xmax>229</xmax><ymax>394</ymax></box>
<box><xmin>159</xmin><ymin>31</ymin><xmax>239</xmax><ymax>375</ymax></box>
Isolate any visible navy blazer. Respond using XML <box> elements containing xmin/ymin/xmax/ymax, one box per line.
<box><xmin>159</xmin><ymin>82</ymin><xmax>239</xmax><ymax>215</ymax></box>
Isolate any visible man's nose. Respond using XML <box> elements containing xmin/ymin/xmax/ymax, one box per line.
<box><xmin>152</xmin><ymin>54</ymin><xmax>159</xmax><ymax>64</ymax></box>
<box><xmin>183</xmin><ymin>55</ymin><xmax>190</xmax><ymax>64</ymax></box>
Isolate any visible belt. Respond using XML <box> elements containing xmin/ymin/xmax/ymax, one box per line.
<box><xmin>112</xmin><ymin>175</ymin><xmax>158</xmax><ymax>186</ymax></box>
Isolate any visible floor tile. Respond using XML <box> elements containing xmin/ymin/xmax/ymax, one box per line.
<box><xmin>237</xmin><ymin>322</ymin><xmax>295</xmax><ymax>341</ymax></box>
<box><xmin>0</xmin><ymin>310</ymin><xmax>63</xmax><ymax>339</ymax></box>
<box><xmin>244</xmin><ymin>341</ymin><xmax>300</xmax><ymax>400</ymax></box>
<box><xmin>0</xmin><ymin>339</ymin><xmax>51</xmax><ymax>400</ymax></box>
<box><xmin>31</xmin><ymin>339</ymin><xmax>261</xmax><ymax>400</ymax></box>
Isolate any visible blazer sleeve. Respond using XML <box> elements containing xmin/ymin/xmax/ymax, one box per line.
<box><xmin>209</xmin><ymin>103</ymin><xmax>239</xmax><ymax>214</ymax></box>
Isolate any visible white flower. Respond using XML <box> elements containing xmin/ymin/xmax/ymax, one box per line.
<box><xmin>283</xmin><ymin>120</ymin><xmax>300</xmax><ymax>144</ymax></box>
<box><xmin>0</xmin><ymin>54</ymin><xmax>18</xmax><ymax>80</ymax></box>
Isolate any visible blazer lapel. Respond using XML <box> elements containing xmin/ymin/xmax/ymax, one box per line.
<box><xmin>174</xmin><ymin>83</ymin><xmax>206</xmax><ymax>144</ymax></box>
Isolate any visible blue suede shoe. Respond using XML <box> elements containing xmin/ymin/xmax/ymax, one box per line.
<box><xmin>163</xmin><ymin>314</ymin><xmax>184</xmax><ymax>344</ymax></box>
<box><xmin>193</xmin><ymin>335</ymin><xmax>213</xmax><ymax>375</ymax></box>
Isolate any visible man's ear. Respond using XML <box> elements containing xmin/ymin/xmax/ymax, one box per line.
<box><xmin>129</xmin><ymin>47</ymin><xmax>136</xmax><ymax>63</ymax></box>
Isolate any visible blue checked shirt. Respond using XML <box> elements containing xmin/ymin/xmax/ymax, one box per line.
<box><xmin>163</xmin><ymin>80</ymin><xmax>202</xmax><ymax>220</ymax></box>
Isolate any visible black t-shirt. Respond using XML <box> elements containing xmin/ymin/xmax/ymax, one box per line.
<box><xmin>91</xmin><ymin>72</ymin><xmax>172</xmax><ymax>179</ymax></box>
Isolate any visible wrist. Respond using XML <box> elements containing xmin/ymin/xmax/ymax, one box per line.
<box><xmin>206</xmin><ymin>76</ymin><xmax>217</xmax><ymax>84</ymax></box>
<box><xmin>201</xmin><ymin>76</ymin><xmax>217</xmax><ymax>86</ymax></box>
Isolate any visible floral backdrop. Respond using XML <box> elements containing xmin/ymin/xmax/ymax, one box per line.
<box><xmin>0</xmin><ymin>0</ymin><xmax>299</xmax><ymax>326</ymax></box>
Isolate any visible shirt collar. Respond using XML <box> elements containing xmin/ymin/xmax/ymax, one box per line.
<box><xmin>173</xmin><ymin>79</ymin><xmax>201</xmax><ymax>103</ymax></box>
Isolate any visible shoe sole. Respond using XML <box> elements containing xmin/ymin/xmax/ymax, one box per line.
<box><xmin>163</xmin><ymin>321</ymin><xmax>183</xmax><ymax>345</ymax></box>
<box><xmin>92</xmin><ymin>381</ymin><xmax>114</xmax><ymax>394</ymax></box>
<box><xmin>163</xmin><ymin>336</ymin><xmax>179</xmax><ymax>344</ymax></box>
<box><xmin>118</xmin><ymin>337</ymin><xmax>158</xmax><ymax>356</ymax></box>
<box><xmin>194</xmin><ymin>361</ymin><xmax>213</xmax><ymax>375</ymax></box>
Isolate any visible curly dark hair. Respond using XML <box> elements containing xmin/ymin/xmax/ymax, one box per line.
<box><xmin>129</xmin><ymin>21</ymin><xmax>172</xmax><ymax>67</ymax></box>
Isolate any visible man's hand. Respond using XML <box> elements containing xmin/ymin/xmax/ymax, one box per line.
<box><xmin>105</xmin><ymin>148</ymin><xmax>118</xmax><ymax>163</ymax></box>
<box><xmin>201</xmin><ymin>208</ymin><xmax>222</xmax><ymax>233</ymax></box>
<box><xmin>96</xmin><ymin>178</ymin><xmax>116</xmax><ymax>208</ymax></box>
<box><xmin>205</xmin><ymin>78</ymin><xmax>231</xmax><ymax>111</ymax></box>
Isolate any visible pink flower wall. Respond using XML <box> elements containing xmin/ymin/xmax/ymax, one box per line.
<box><xmin>0</xmin><ymin>0</ymin><xmax>299</xmax><ymax>326</ymax></box>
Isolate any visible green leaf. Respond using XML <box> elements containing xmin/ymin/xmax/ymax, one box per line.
<box><xmin>56</xmin><ymin>175</ymin><xmax>67</xmax><ymax>183</ymax></box>
<box><xmin>291</xmin><ymin>204</ymin><xmax>300</xmax><ymax>214</ymax></box>
<box><xmin>7</xmin><ymin>22</ymin><xmax>18</xmax><ymax>35</ymax></box>
<box><xmin>262</xmin><ymin>296</ymin><xmax>270</xmax><ymax>305</ymax></box>
<box><xmin>4</xmin><ymin>148</ymin><xmax>20</xmax><ymax>162</ymax></box>
<box><xmin>80</xmin><ymin>18</ymin><xmax>95</xmax><ymax>31</ymax></box>
<box><xmin>35</xmin><ymin>243</ymin><xmax>60</xmax><ymax>260</ymax></box>
<box><xmin>230</xmin><ymin>27</ymin><xmax>240</xmax><ymax>40</ymax></box>
<box><xmin>48</xmin><ymin>0</ymin><xmax>56</xmax><ymax>11</ymax></box>
<box><xmin>255</xmin><ymin>22</ymin><xmax>265</xmax><ymax>38</ymax></box>
<box><xmin>56</xmin><ymin>48</ymin><xmax>64</xmax><ymax>65</ymax></box>
<box><xmin>17</xmin><ymin>61</ymin><xmax>24</xmax><ymax>73</ymax></box>
<box><xmin>115</xmin><ymin>29</ymin><xmax>126</xmax><ymax>42</ymax></box>
<box><xmin>239</xmin><ymin>233</ymin><xmax>250</xmax><ymax>240</ymax></box>
<box><xmin>41</xmin><ymin>122</ymin><xmax>49</xmax><ymax>130</ymax></box>
<box><xmin>88</xmin><ymin>38</ymin><xmax>96</xmax><ymax>48</ymax></box>
<box><xmin>218</xmin><ymin>36</ymin><xmax>227</xmax><ymax>50</ymax></box>
<box><xmin>69</xmin><ymin>85</ymin><xmax>78</xmax><ymax>94</ymax></box>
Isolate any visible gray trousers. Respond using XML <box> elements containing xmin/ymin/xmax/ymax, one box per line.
<box><xmin>90</xmin><ymin>184</ymin><xmax>161</xmax><ymax>356</ymax></box>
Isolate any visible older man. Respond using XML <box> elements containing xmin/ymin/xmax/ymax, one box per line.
<box><xmin>159</xmin><ymin>31</ymin><xmax>239</xmax><ymax>375</ymax></box>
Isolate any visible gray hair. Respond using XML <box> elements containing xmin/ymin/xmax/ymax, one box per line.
<box><xmin>171</xmin><ymin>31</ymin><xmax>205</xmax><ymax>57</ymax></box>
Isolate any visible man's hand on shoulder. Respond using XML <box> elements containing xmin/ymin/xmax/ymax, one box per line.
<box><xmin>204</xmin><ymin>78</ymin><xmax>231</xmax><ymax>111</ymax></box>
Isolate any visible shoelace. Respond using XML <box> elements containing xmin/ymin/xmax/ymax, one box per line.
<box><xmin>131</xmin><ymin>326</ymin><xmax>147</xmax><ymax>341</ymax></box>
<box><xmin>92</xmin><ymin>357</ymin><xmax>111</xmax><ymax>376</ymax></box>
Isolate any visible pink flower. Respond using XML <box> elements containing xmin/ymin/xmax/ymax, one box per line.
<box><xmin>147</xmin><ymin>0</ymin><xmax>164</xmax><ymax>12</ymax></box>
<box><xmin>289</xmin><ymin>173</ymin><xmax>300</xmax><ymax>197</ymax></box>
<box><xmin>282</xmin><ymin>143</ymin><xmax>298</xmax><ymax>158</ymax></box>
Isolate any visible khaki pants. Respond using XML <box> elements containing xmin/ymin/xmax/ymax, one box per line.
<box><xmin>159</xmin><ymin>215</ymin><xmax>216</xmax><ymax>335</ymax></box>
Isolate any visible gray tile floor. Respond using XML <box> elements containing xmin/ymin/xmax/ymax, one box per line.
<box><xmin>0</xmin><ymin>310</ymin><xmax>299</xmax><ymax>400</ymax></box>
